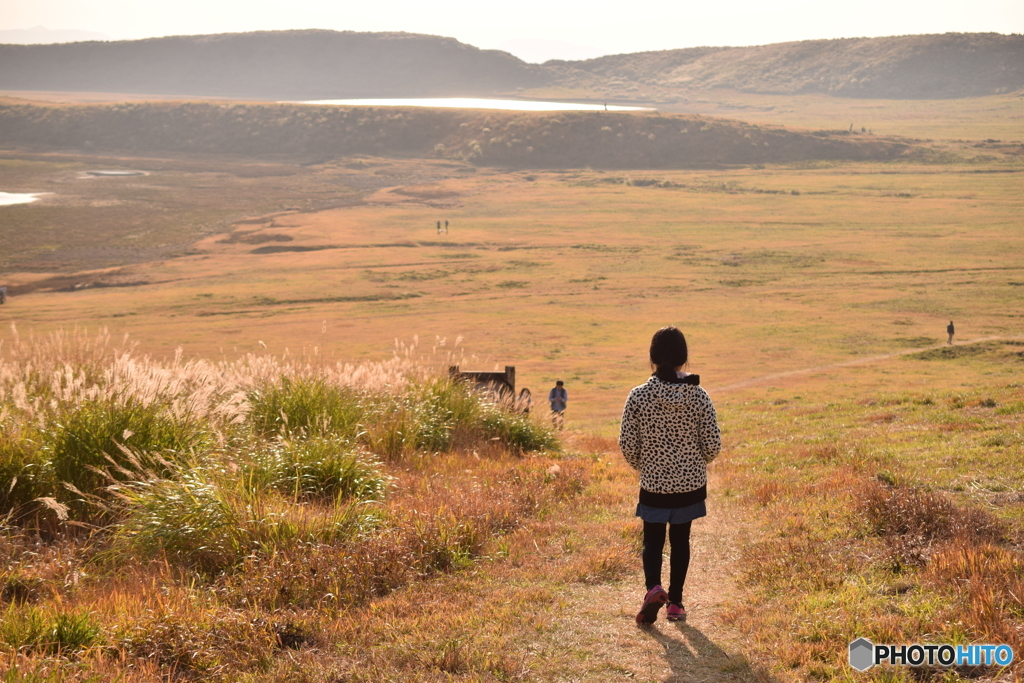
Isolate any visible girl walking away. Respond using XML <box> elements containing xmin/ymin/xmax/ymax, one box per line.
<box><xmin>619</xmin><ymin>326</ymin><xmax>721</xmax><ymax>624</ymax></box>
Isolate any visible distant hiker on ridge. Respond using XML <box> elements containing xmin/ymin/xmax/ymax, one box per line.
<box><xmin>0</xmin><ymin>286</ymin><xmax>7</xmax><ymax>304</ymax></box>
<box><xmin>947</xmin><ymin>320</ymin><xmax>955</xmax><ymax>345</ymax></box>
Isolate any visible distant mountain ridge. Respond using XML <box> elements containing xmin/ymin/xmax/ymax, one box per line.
<box><xmin>561</xmin><ymin>33</ymin><xmax>1024</xmax><ymax>99</ymax></box>
<box><xmin>0</xmin><ymin>30</ymin><xmax>1021</xmax><ymax>100</ymax></box>
<box><xmin>0</xmin><ymin>30</ymin><xmax>551</xmax><ymax>99</ymax></box>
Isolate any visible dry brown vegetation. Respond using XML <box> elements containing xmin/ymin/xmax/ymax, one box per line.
<box><xmin>718</xmin><ymin>378</ymin><xmax>1024</xmax><ymax>681</ymax></box>
<box><xmin>0</xmin><ymin>330</ymin><xmax>579</xmax><ymax>681</ymax></box>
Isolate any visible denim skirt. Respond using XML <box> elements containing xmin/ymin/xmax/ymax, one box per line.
<box><xmin>635</xmin><ymin>499</ymin><xmax>707</xmax><ymax>524</ymax></box>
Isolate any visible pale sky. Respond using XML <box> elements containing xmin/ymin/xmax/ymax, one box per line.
<box><xmin>2</xmin><ymin>0</ymin><xmax>1022</xmax><ymax>62</ymax></box>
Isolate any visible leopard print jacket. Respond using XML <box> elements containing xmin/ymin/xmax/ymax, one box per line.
<box><xmin>618</xmin><ymin>376</ymin><xmax>721</xmax><ymax>494</ymax></box>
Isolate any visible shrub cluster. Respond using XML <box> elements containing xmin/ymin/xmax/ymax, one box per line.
<box><xmin>0</xmin><ymin>330</ymin><xmax>568</xmax><ymax>679</ymax></box>
<box><xmin>1</xmin><ymin>329</ymin><xmax>555</xmax><ymax>527</ymax></box>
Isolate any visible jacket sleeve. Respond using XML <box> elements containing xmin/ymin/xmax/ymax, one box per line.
<box><xmin>618</xmin><ymin>395</ymin><xmax>642</xmax><ymax>471</ymax></box>
<box><xmin>698</xmin><ymin>391</ymin><xmax>722</xmax><ymax>464</ymax></box>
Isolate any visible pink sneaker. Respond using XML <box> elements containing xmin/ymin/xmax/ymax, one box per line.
<box><xmin>666</xmin><ymin>603</ymin><xmax>686</xmax><ymax>622</ymax></box>
<box><xmin>635</xmin><ymin>585</ymin><xmax>668</xmax><ymax>624</ymax></box>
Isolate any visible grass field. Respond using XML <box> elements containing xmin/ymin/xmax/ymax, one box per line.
<box><xmin>2</xmin><ymin>153</ymin><xmax>1021</xmax><ymax>433</ymax></box>
<box><xmin>0</xmin><ymin>90</ymin><xmax>1022</xmax><ymax>681</ymax></box>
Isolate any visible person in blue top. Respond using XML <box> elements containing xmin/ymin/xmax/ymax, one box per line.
<box><xmin>548</xmin><ymin>380</ymin><xmax>567</xmax><ymax>430</ymax></box>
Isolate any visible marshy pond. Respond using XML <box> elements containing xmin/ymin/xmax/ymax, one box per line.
<box><xmin>0</xmin><ymin>192</ymin><xmax>45</xmax><ymax>206</ymax></box>
<box><xmin>85</xmin><ymin>170</ymin><xmax>146</xmax><ymax>177</ymax></box>
<box><xmin>297</xmin><ymin>97</ymin><xmax>653</xmax><ymax>112</ymax></box>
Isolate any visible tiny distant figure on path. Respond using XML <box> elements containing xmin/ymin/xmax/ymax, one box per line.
<box><xmin>548</xmin><ymin>380</ymin><xmax>567</xmax><ymax>430</ymax></box>
<box><xmin>436</xmin><ymin>220</ymin><xmax>442</xmax><ymax>234</ymax></box>
<box><xmin>620</xmin><ymin>326</ymin><xmax>720</xmax><ymax>625</ymax></box>
<box><xmin>947</xmin><ymin>320</ymin><xmax>955</xmax><ymax>345</ymax></box>
<box><xmin>0</xmin><ymin>286</ymin><xmax>7</xmax><ymax>304</ymax></box>
<box><xmin>515</xmin><ymin>387</ymin><xmax>533</xmax><ymax>414</ymax></box>
<box><xmin>445</xmin><ymin>220</ymin><xmax>449</xmax><ymax>232</ymax></box>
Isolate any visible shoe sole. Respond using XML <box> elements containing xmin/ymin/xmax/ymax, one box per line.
<box><xmin>636</xmin><ymin>589</ymin><xmax>668</xmax><ymax>624</ymax></box>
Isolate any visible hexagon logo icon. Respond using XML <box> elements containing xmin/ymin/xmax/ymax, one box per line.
<box><xmin>849</xmin><ymin>638</ymin><xmax>875</xmax><ymax>671</ymax></box>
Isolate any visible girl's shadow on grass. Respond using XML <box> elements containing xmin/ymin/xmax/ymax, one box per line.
<box><xmin>640</xmin><ymin>621</ymin><xmax>775</xmax><ymax>682</ymax></box>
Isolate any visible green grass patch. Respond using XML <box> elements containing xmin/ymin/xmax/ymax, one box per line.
<box><xmin>247</xmin><ymin>376</ymin><xmax>364</xmax><ymax>440</ymax></box>
<box><xmin>40</xmin><ymin>396</ymin><xmax>210</xmax><ymax>500</ymax></box>
<box><xmin>0</xmin><ymin>604</ymin><xmax>101</xmax><ymax>655</ymax></box>
<box><xmin>240</xmin><ymin>437</ymin><xmax>387</xmax><ymax>502</ymax></box>
<box><xmin>110</xmin><ymin>463</ymin><xmax>369</xmax><ymax>573</ymax></box>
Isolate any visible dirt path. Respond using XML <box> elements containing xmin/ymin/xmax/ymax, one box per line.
<box><xmin>709</xmin><ymin>336</ymin><xmax>1020</xmax><ymax>393</ymax></box>
<box><xmin>538</xmin><ymin>471</ymin><xmax>767</xmax><ymax>683</ymax></box>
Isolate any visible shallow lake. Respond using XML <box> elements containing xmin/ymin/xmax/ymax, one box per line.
<box><xmin>86</xmin><ymin>170</ymin><xmax>146</xmax><ymax>177</ymax></box>
<box><xmin>296</xmin><ymin>97</ymin><xmax>653</xmax><ymax>112</ymax></box>
<box><xmin>0</xmin><ymin>192</ymin><xmax>44</xmax><ymax>206</ymax></box>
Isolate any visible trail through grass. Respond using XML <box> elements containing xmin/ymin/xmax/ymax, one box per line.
<box><xmin>712</xmin><ymin>335</ymin><xmax>1024</xmax><ymax>392</ymax></box>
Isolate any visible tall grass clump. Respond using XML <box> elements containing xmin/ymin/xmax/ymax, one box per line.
<box><xmin>110</xmin><ymin>466</ymin><xmax>241</xmax><ymax>572</ymax></box>
<box><xmin>40</xmin><ymin>396</ymin><xmax>211</xmax><ymax>499</ymax></box>
<box><xmin>0</xmin><ymin>427</ymin><xmax>48</xmax><ymax>516</ymax></box>
<box><xmin>109</xmin><ymin>462</ymin><xmax>372</xmax><ymax>573</ymax></box>
<box><xmin>360</xmin><ymin>377</ymin><xmax>479</xmax><ymax>459</ymax></box>
<box><xmin>479</xmin><ymin>405</ymin><xmax>560</xmax><ymax>454</ymax></box>
<box><xmin>0</xmin><ymin>604</ymin><xmax>101</xmax><ymax>654</ymax></box>
<box><xmin>409</xmin><ymin>377</ymin><xmax>481</xmax><ymax>451</ymax></box>
<box><xmin>240</xmin><ymin>438</ymin><xmax>387</xmax><ymax>502</ymax></box>
<box><xmin>340</xmin><ymin>375</ymin><xmax>558</xmax><ymax>459</ymax></box>
<box><xmin>860</xmin><ymin>479</ymin><xmax>1007</xmax><ymax>569</ymax></box>
<box><xmin>396</xmin><ymin>377</ymin><xmax>557</xmax><ymax>455</ymax></box>
<box><xmin>246</xmin><ymin>376</ymin><xmax>364</xmax><ymax>439</ymax></box>
<box><xmin>924</xmin><ymin>541</ymin><xmax>1024</xmax><ymax>649</ymax></box>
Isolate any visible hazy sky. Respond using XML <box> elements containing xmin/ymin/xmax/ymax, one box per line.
<box><xmin>2</xmin><ymin>0</ymin><xmax>1022</xmax><ymax>62</ymax></box>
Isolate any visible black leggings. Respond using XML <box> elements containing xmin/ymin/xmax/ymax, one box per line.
<box><xmin>642</xmin><ymin>520</ymin><xmax>692</xmax><ymax>606</ymax></box>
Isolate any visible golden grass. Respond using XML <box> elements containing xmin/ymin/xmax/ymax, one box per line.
<box><xmin>5</xmin><ymin>154</ymin><xmax>1021</xmax><ymax>435</ymax></box>
<box><xmin>0</xmin><ymin>444</ymin><xmax>610</xmax><ymax>681</ymax></box>
<box><xmin>652</xmin><ymin>90</ymin><xmax>1024</xmax><ymax>142</ymax></box>
<box><xmin>716</xmin><ymin>378</ymin><xmax>1024</xmax><ymax>681</ymax></box>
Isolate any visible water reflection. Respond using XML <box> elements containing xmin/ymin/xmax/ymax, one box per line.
<box><xmin>86</xmin><ymin>170</ymin><xmax>145</xmax><ymax>177</ymax></box>
<box><xmin>296</xmin><ymin>97</ymin><xmax>654</xmax><ymax>112</ymax></box>
<box><xmin>0</xmin><ymin>192</ymin><xmax>44</xmax><ymax>206</ymax></box>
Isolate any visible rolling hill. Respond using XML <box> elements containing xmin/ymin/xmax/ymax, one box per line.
<box><xmin>558</xmin><ymin>32</ymin><xmax>1024</xmax><ymax>99</ymax></box>
<box><xmin>0</xmin><ymin>30</ymin><xmax>552</xmax><ymax>100</ymax></box>
<box><xmin>0</xmin><ymin>101</ymin><xmax>909</xmax><ymax>169</ymax></box>
<box><xmin>0</xmin><ymin>31</ymin><xmax>1021</xmax><ymax>101</ymax></box>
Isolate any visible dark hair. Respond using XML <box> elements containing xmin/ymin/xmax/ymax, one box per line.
<box><xmin>649</xmin><ymin>326</ymin><xmax>688</xmax><ymax>383</ymax></box>
<box><xmin>556</xmin><ymin>380</ymin><xmax>564</xmax><ymax>386</ymax></box>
